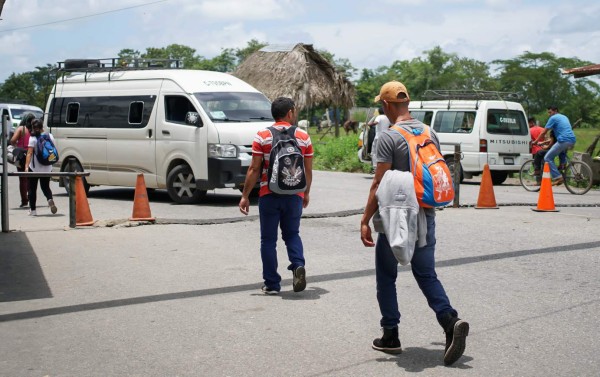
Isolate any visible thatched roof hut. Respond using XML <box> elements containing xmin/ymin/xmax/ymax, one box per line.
<box><xmin>233</xmin><ymin>43</ymin><xmax>355</xmax><ymax>112</ymax></box>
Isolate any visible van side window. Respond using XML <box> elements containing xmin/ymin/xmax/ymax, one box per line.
<box><xmin>410</xmin><ymin>111</ymin><xmax>434</xmax><ymax>125</ymax></box>
<box><xmin>66</xmin><ymin>103</ymin><xmax>80</xmax><ymax>124</ymax></box>
<box><xmin>165</xmin><ymin>96</ymin><xmax>196</xmax><ymax>124</ymax></box>
<box><xmin>432</xmin><ymin>111</ymin><xmax>476</xmax><ymax>133</ymax></box>
<box><xmin>129</xmin><ymin>102</ymin><xmax>144</xmax><ymax>124</ymax></box>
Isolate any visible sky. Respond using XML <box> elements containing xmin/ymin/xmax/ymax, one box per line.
<box><xmin>0</xmin><ymin>0</ymin><xmax>599</xmax><ymax>83</ymax></box>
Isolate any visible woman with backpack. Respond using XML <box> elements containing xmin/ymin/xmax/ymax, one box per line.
<box><xmin>24</xmin><ymin>119</ymin><xmax>57</xmax><ymax>216</ymax></box>
<box><xmin>9</xmin><ymin>113</ymin><xmax>35</xmax><ymax>208</ymax></box>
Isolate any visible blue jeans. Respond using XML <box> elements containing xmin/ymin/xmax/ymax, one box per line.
<box><xmin>375</xmin><ymin>213</ymin><xmax>457</xmax><ymax>328</ymax></box>
<box><xmin>258</xmin><ymin>194</ymin><xmax>305</xmax><ymax>291</ymax></box>
<box><xmin>544</xmin><ymin>141</ymin><xmax>574</xmax><ymax>179</ymax></box>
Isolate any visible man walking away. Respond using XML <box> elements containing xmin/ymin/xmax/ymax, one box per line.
<box><xmin>360</xmin><ymin>81</ymin><xmax>469</xmax><ymax>366</ymax></box>
<box><xmin>239</xmin><ymin>97</ymin><xmax>313</xmax><ymax>295</ymax></box>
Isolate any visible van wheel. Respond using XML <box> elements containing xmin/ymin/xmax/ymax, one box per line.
<box><xmin>61</xmin><ymin>160</ymin><xmax>90</xmax><ymax>195</ymax></box>
<box><xmin>490</xmin><ymin>171</ymin><xmax>508</xmax><ymax>185</ymax></box>
<box><xmin>167</xmin><ymin>165</ymin><xmax>206</xmax><ymax>204</ymax></box>
<box><xmin>445</xmin><ymin>156</ymin><xmax>464</xmax><ymax>183</ymax></box>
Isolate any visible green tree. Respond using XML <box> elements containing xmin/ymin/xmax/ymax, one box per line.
<box><xmin>234</xmin><ymin>39</ymin><xmax>267</xmax><ymax>65</ymax></box>
<box><xmin>493</xmin><ymin>52</ymin><xmax>591</xmax><ymax>115</ymax></box>
<box><xmin>0</xmin><ymin>72</ymin><xmax>37</xmax><ymax>104</ymax></box>
<box><xmin>354</xmin><ymin>46</ymin><xmax>497</xmax><ymax>106</ymax></box>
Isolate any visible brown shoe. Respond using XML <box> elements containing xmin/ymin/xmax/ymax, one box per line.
<box><xmin>552</xmin><ymin>177</ymin><xmax>564</xmax><ymax>186</ymax></box>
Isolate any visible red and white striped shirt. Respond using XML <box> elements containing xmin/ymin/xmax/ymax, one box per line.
<box><xmin>252</xmin><ymin>121</ymin><xmax>313</xmax><ymax>197</ymax></box>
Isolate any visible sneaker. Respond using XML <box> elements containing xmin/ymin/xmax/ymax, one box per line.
<box><xmin>292</xmin><ymin>266</ymin><xmax>306</xmax><ymax>292</ymax></box>
<box><xmin>552</xmin><ymin>177</ymin><xmax>564</xmax><ymax>186</ymax></box>
<box><xmin>48</xmin><ymin>199</ymin><xmax>57</xmax><ymax>214</ymax></box>
<box><xmin>19</xmin><ymin>202</ymin><xmax>29</xmax><ymax>208</ymax></box>
<box><xmin>28</xmin><ymin>209</ymin><xmax>37</xmax><ymax>216</ymax></box>
<box><xmin>444</xmin><ymin>318</ymin><xmax>469</xmax><ymax>366</ymax></box>
<box><xmin>261</xmin><ymin>285</ymin><xmax>279</xmax><ymax>295</ymax></box>
<box><xmin>372</xmin><ymin>327</ymin><xmax>402</xmax><ymax>354</ymax></box>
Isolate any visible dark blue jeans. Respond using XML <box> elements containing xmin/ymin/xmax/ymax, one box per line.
<box><xmin>375</xmin><ymin>213</ymin><xmax>457</xmax><ymax>328</ymax></box>
<box><xmin>258</xmin><ymin>194</ymin><xmax>305</xmax><ymax>291</ymax></box>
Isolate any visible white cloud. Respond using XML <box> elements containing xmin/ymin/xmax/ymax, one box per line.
<box><xmin>193</xmin><ymin>0</ymin><xmax>296</xmax><ymax>21</ymax></box>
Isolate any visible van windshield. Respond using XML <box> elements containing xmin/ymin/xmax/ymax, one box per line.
<box><xmin>10</xmin><ymin>108</ymin><xmax>44</xmax><ymax>120</ymax></box>
<box><xmin>194</xmin><ymin>92</ymin><xmax>273</xmax><ymax>123</ymax></box>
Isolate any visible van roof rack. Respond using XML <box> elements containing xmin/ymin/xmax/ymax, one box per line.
<box><xmin>421</xmin><ymin>90</ymin><xmax>521</xmax><ymax>102</ymax></box>
<box><xmin>57</xmin><ymin>57</ymin><xmax>183</xmax><ymax>74</ymax></box>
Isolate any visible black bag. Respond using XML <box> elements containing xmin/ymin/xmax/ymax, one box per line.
<box><xmin>267</xmin><ymin>126</ymin><xmax>307</xmax><ymax>195</ymax></box>
<box><xmin>7</xmin><ymin>146</ymin><xmax>27</xmax><ymax>169</ymax></box>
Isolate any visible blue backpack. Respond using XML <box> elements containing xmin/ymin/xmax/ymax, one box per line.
<box><xmin>34</xmin><ymin>134</ymin><xmax>59</xmax><ymax>166</ymax></box>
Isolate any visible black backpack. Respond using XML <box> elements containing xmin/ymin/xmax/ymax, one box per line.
<box><xmin>267</xmin><ymin>126</ymin><xmax>307</xmax><ymax>194</ymax></box>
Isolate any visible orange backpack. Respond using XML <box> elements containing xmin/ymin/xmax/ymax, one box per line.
<box><xmin>390</xmin><ymin>124</ymin><xmax>455</xmax><ymax>208</ymax></box>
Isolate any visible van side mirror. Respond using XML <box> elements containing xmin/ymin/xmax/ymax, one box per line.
<box><xmin>185</xmin><ymin>111</ymin><xmax>202</xmax><ymax>127</ymax></box>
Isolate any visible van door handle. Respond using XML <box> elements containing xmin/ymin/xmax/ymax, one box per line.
<box><xmin>162</xmin><ymin>130</ymin><xmax>170</xmax><ymax>136</ymax></box>
<box><xmin>148</xmin><ymin>129</ymin><xmax>152</xmax><ymax>138</ymax></box>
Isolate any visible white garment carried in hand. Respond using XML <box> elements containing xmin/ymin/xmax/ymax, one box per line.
<box><xmin>373</xmin><ymin>170</ymin><xmax>421</xmax><ymax>265</ymax></box>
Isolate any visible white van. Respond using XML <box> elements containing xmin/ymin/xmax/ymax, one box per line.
<box><xmin>45</xmin><ymin>58</ymin><xmax>274</xmax><ymax>203</ymax></box>
<box><xmin>0</xmin><ymin>102</ymin><xmax>44</xmax><ymax>133</ymax></box>
<box><xmin>359</xmin><ymin>91</ymin><xmax>532</xmax><ymax>185</ymax></box>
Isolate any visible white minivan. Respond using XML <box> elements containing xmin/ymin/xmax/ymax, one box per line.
<box><xmin>0</xmin><ymin>102</ymin><xmax>44</xmax><ymax>134</ymax></box>
<box><xmin>45</xmin><ymin>58</ymin><xmax>274</xmax><ymax>203</ymax></box>
<box><xmin>359</xmin><ymin>91</ymin><xmax>532</xmax><ymax>185</ymax></box>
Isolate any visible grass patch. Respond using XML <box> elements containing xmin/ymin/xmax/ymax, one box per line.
<box><xmin>311</xmin><ymin>129</ymin><xmax>370</xmax><ymax>173</ymax></box>
<box><xmin>574</xmin><ymin>128</ymin><xmax>600</xmax><ymax>155</ymax></box>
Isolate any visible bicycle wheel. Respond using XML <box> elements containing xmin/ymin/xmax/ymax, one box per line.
<box><xmin>563</xmin><ymin>161</ymin><xmax>593</xmax><ymax>195</ymax></box>
<box><xmin>519</xmin><ymin>159</ymin><xmax>541</xmax><ymax>192</ymax></box>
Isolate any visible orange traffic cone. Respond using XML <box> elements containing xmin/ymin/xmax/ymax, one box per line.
<box><xmin>130</xmin><ymin>174</ymin><xmax>155</xmax><ymax>221</ymax></box>
<box><xmin>475</xmin><ymin>164</ymin><xmax>498</xmax><ymax>209</ymax></box>
<box><xmin>75</xmin><ymin>176</ymin><xmax>94</xmax><ymax>226</ymax></box>
<box><xmin>532</xmin><ymin>162</ymin><xmax>559</xmax><ymax>212</ymax></box>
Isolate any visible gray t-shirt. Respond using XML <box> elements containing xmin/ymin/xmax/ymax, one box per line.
<box><xmin>376</xmin><ymin>119</ymin><xmax>441</xmax><ymax>215</ymax></box>
<box><xmin>376</xmin><ymin>119</ymin><xmax>441</xmax><ymax>170</ymax></box>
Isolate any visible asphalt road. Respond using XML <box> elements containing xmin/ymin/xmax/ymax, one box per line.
<box><xmin>1</xmin><ymin>169</ymin><xmax>600</xmax><ymax>376</ymax></box>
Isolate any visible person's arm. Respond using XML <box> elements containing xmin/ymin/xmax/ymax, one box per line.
<box><xmin>9</xmin><ymin>127</ymin><xmax>22</xmax><ymax>147</ymax></box>
<box><xmin>360</xmin><ymin>162</ymin><xmax>392</xmax><ymax>247</ymax></box>
<box><xmin>533</xmin><ymin>128</ymin><xmax>548</xmax><ymax>144</ymax></box>
<box><xmin>24</xmin><ymin>147</ymin><xmax>33</xmax><ymax>172</ymax></box>
<box><xmin>238</xmin><ymin>155</ymin><xmax>263</xmax><ymax>215</ymax></box>
<box><xmin>302</xmin><ymin>157</ymin><xmax>312</xmax><ymax>208</ymax></box>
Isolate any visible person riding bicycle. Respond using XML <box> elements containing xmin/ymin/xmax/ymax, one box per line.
<box><xmin>533</xmin><ymin>106</ymin><xmax>576</xmax><ymax>186</ymax></box>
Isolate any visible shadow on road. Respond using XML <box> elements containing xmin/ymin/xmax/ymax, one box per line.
<box><xmin>0</xmin><ymin>231</ymin><xmax>52</xmax><ymax>302</ymax></box>
<box><xmin>2</xmin><ymin>240</ymin><xmax>598</xmax><ymax>322</ymax></box>
<box><xmin>376</xmin><ymin>347</ymin><xmax>473</xmax><ymax>371</ymax></box>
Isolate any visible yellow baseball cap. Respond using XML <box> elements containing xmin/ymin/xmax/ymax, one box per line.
<box><xmin>374</xmin><ymin>81</ymin><xmax>410</xmax><ymax>103</ymax></box>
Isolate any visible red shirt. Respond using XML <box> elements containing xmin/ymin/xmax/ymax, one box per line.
<box><xmin>530</xmin><ymin>125</ymin><xmax>544</xmax><ymax>154</ymax></box>
<box><xmin>252</xmin><ymin>122</ymin><xmax>313</xmax><ymax>197</ymax></box>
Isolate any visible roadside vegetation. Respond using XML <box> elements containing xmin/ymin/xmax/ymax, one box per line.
<box><xmin>311</xmin><ymin>126</ymin><xmax>600</xmax><ymax>173</ymax></box>
<box><xmin>311</xmin><ymin>130</ymin><xmax>369</xmax><ymax>173</ymax></box>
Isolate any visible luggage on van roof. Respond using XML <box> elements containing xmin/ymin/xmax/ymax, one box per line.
<box><xmin>59</xmin><ymin>57</ymin><xmax>184</xmax><ymax>73</ymax></box>
<box><xmin>422</xmin><ymin>89</ymin><xmax>521</xmax><ymax>102</ymax></box>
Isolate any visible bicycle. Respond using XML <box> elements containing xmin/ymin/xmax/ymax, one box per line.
<box><xmin>519</xmin><ymin>155</ymin><xmax>593</xmax><ymax>195</ymax></box>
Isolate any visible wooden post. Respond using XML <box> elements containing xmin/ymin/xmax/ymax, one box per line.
<box><xmin>453</xmin><ymin>144</ymin><xmax>461</xmax><ymax>208</ymax></box>
<box><xmin>68</xmin><ymin>159</ymin><xmax>76</xmax><ymax>228</ymax></box>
